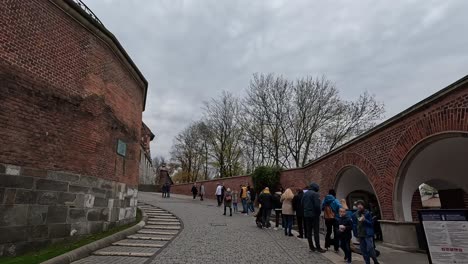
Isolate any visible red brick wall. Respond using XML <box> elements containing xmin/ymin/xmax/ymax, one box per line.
<box><xmin>171</xmin><ymin>176</ymin><xmax>252</xmax><ymax>200</ymax></box>
<box><xmin>171</xmin><ymin>79</ymin><xmax>468</xmax><ymax>221</ymax></box>
<box><xmin>0</xmin><ymin>1</ymin><xmax>144</xmax><ymax>186</ymax></box>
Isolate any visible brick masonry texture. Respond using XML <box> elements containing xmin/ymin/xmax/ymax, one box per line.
<box><xmin>0</xmin><ymin>1</ymin><xmax>146</xmax><ymax>256</ymax></box>
<box><xmin>172</xmin><ymin>78</ymin><xmax>468</xmax><ymax>221</ymax></box>
<box><xmin>0</xmin><ymin>163</ymin><xmax>138</xmax><ymax>256</ymax></box>
<box><xmin>0</xmin><ymin>0</ymin><xmax>144</xmax><ymax>187</ymax></box>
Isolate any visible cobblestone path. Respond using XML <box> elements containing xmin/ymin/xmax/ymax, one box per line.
<box><xmin>72</xmin><ymin>202</ymin><xmax>181</xmax><ymax>264</ymax></box>
<box><xmin>139</xmin><ymin>192</ymin><xmax>332</xmax><ymax>264</ymax></box>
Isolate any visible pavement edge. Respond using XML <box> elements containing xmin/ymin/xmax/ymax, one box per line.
<box><xmin>41</xmin><ymin>210</ymin><xmax>148</xmax><ymax>264</ymax></box>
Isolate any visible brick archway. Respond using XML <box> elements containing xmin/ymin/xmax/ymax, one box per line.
<box><xmin>327</xmin><ymin>152</ymin><xmax>385</xmax><ymax>213</ymax></box>
<box><xmin>387</xmin><ymin>108</ymin><xmax>468</xmax><ymax>221</ymax></box>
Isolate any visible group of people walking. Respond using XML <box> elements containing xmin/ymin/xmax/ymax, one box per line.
<box><xmin>256</xmin><ymin>183</ymin><xmax>380</xmax><ymax>264</ymax></box>
<box><xmin>188</xmin><ymin>181</ymin><xmax>381</xmax><ymax>264</ymax></box>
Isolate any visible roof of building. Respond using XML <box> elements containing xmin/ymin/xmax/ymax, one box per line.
<box><xmin>305</xmin><ymin>74</ymin><xmax>468</xmax><ymax>168</ymax></box>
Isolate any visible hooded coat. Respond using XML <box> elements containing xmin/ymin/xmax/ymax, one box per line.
<box><xmin>322</xmin><ymin>194</ymin><xmax>342</xmax><ymax>216</ymax></box>
<box><xmin>302</xmin><ymin>183</ymin><xmax>321</xmax><ymax>218</ymax></box>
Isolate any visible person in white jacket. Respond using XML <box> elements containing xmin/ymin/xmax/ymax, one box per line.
<box><xmin>215</xmin><ymin>183</ymin><xmax>223</xmax><ymax>206</ymax></box>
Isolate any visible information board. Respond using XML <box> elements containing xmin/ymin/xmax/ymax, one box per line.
<box><xmin>418</xmin><ymin>209</ymin><xmax>468</xmax><ymax>264</ymax></box>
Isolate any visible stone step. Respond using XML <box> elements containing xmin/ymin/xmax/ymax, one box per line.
<box><xmin>138</xmin><ymin>230</ymin><xmax>178</xmax><ymax>235</ymax></box>
<box><xmin>146</xmin><ymin>213</ymin><xmax>173</xmax><ymax>216</ymax></box>
<box><xmin>148</xmin><ymin>218</ymin><xmax>179</xmax><ymax>222</ymax></box>
<box><xmin>147</xmin><ymin>215</ymin><xmax>177</xmax><ymax>219</ymax></box>
<box><xmin>145</xmin><ymin>225</ymin><xmax>181</xmax><ymax>230</ymax></box>
<box><xmin>127</xmin><ymin>235</ymin><xmax>172</xmax><ymax>241</ymax></box>
<box><xmin>93</xmin><ymin>251</ymin><xmax>153</xmax><ymax>257</ymax></box>
<box><xmin>112</xmin><ymin>242</ymin><xmax>164</xmax><ymax>248</ymax></box>
<box><xmin>147</xmin><ymin>221</ymin><xmax>180</xmax><ymax>225</ymax></box>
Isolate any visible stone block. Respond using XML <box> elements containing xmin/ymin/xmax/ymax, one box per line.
<box><xmin>87</xmin><ymin>209</ymin><xmax>101</xmax><ymax>221</ymax></box>
<box><xmin>118</xmin><ymin>208</ymin><xmax>125</xmax><ymax>220</ymax></box>
<box><xmin>46</xmin><ymin>206</ymin><xmax>68</xmax><ymax>223</ymax></box>
<box><xmin>88</xmin><ymin>221</ymin><xmax>103</xmax><ymax>234</ymax></box>
<box><xmin>46</xmin><ymin>171</ymin><xmax>80</xmax><ymax>183</ymax></box>
<box><xmin>58</xmin><ymin>192</ymin><xmax>76</xmax><ymax>205</ymax></box>
<box><xmin>109</xmin><ymin>208</ymin><xmax>119</xmax><ymax>222</ymax></box>
<box><xmin>91</xmin><ymin>187</ymin><xmax>107</xmax><ymax>198</ymax></box>
<box><xmin>71</xmin><ymin>222</ymin><xmax>89</xmax><ymax>236</ymax></box>
<box><xmin>0</xmin><ymin>164</ymin><xmax>5</xmax><ymax>174</ymax></box>
<box><xmin>84</xmin><ymin>194</ymin><xmax>94</xmax><ymax>208</ymax></box>
<box><xmin>0</xmin><ymin>226</ymin><xmax>27</xmax><ymax>243</ymax></box>
<box><xmin>37</xmin><ymin>191</ymin><xmax>59</xmax><ymax>205</ymax></box>
<box><xmin>0</xmin><ymin>175</ymin><xmax>33</xmax><ymax>189</ymax></box>
<box><xmin>21</xmin><ymin>167</ymin><xmax>47</xmax><ymax>178</ymax></box>
<box><xmin>100</xmin><ymin>208</ymin><xmax>109</xmax><ymax>221</ymax></box>
<box><xmin>93</xmin><ymin>197</ymin><xmax>107</xmax><ymax>207</ymax></box>
<box><xmin>69</xmin><ymin>185</ymin><xmax>89</xmax><ymax>194</ymax></box>
<box><xmin>36</xmin><ymin>179</ymin><xmax>68</xmax><ymax>192</ymax></box>
<box><xmin>30</xmin><ymin>225</ymin><xmax>48</xmax><ymax>239</ymax></box>
<box><xmin>74</xmin><ymin>194</ymin><xmax>85</xmax><ymax>208</ymax></box>
<box><xmin>27</xmin><ymin>205</ymin><xmax>48</xmax><ymax>225</ymax></box>
<box><xmin>15</xmin><ymin>189</ymin><xmax>37</xmax><ymax>204</ymax></box>
<box><xmin>124</xmin><ymin>208</ymin><xmax>134</xmax><ymax>219</ymax></box>
<box><xmin>107</xmin><ymin>198</ymin><xmax>114</xmax><ymax>208</ymax></box>
<box><xmin>100</xmin><ymin>180</ymin><xmax>113</xmax><ymax>190</ymax></box>
<box><xmin>5</xmin><ymin>165</ymin><xmax>21</xmax><ymax>176</ymax></box>
<box><xmin>0</xmin><ymin>205</ymin><xmax>28</xmax><ymax>226</ymax></box>
<box><xmin>78</xmin><ymin>176</ymin><xmax>101</xmax><ymax>188</ymax></box>
<box><xmin>68</xmin><ymin>208</ymin><xmax>86</xmax><ymax>223</ymax></box>
<box><xmin>0</xmin><ymin>188</ymin><xmax>4</xmax><ymax>203</ymax></box>
<box><xmin>123</xmin><ymin>197</ymin><xmax>131</xmax><ymax>207</ymax></box>
<box><xmin>4</xmin><ymin>189</ymin><xmax>15</xmax><ymax>204</ymax></box>
<box><xmin>48</xmin><ymin>223</ymin><xmax>71</xmax><ymax>238</ymax></box>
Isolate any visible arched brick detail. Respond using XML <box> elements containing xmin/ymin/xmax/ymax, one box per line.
<box><xmin>326</xmin><ymin>152</ymin><xmax>386</xmax><ymax>208</ymax></box>
<box><xmin>386</xmin><ymin>108</ymin><xmax>468</xmax><ymax>221</ymax></box>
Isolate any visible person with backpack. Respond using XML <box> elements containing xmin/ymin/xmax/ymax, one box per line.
<box><xmin>223</xmin><ymin>188</ymin><xmax>233</xmax><ymax>216</ymax></box>
<box><xmin>322</xmin><ymin>189</ymin><xmax>342</xmax><ymax>252</ymax></box>
<box><xmin>337</xmin><ymin>207</ymin><xmax>353</xmax><ymax>264</ymax></box>
<box><xmin>215</xmin><ymin>183</ymin><xmax>223</xmax><ymax>206</ymax></box>
<box><xmin>232</xmin><ymin>190</ymin><xmax>239</xmax><ymax>213</ymax></box>
<box><xmin>258</xmin><ymin>187</ymin><xmax>273</xmax><ymax>228</ymax></box>
<box><xmin>352</xmin><ymin>200</ymin><xmax>380</xmax><ymax>264</ymax></box>
<box><xmin>293</xmin><ymin>188</ymin><xmax>306</xmax><ymax>238</ymax></box>
<box><xmin>280</xmin><ymin>188</ymin><xmax>295</xmax><ymax>236</ymax></box>
<box><xmin>199</xmin><ymin>183</ymin><xmax>205</xmax><ymax>201</ymax></box>
<box><xmin>191</xmin><ymin>183</ymin><xmax>198</xmax><ymax>200</ymax></box>
<box><xmin>247</xmin><ymin>185</ymin><xmax>256</xmax><ymax>213</ymax></box>
<box><xmin>240</xmin><ymin>184</ymin><xmax>249</xmax><ymax>214</ymax></box>
<box><xmin>302</xmin><ymin>183</ymin><xmax>326</xmax><ymax>253</ymax></box>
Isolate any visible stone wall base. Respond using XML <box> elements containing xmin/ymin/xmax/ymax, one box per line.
<box><xmin>380</xmin><ymin>220</ymin><xmax>423</xmax><ymax>252</ymax></box>
<box><xmin>0</xmin><ymin>163</ymin><xmax>138</xmax><ymax>256</ymax></box>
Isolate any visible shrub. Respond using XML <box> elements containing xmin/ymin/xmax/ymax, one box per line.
<box><xmin>251</xmin><ymin>165</ymin><xmax>281</xmax><ymax>194</ymax></box>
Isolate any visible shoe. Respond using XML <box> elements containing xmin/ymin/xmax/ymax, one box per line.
<box><xmin>223</xmin><ymin>213</ymin><xmax>226</xmax><ymax>215</ymax></box>
<box><xmin>288</xmin><ymin>234</ymin><xmax>294</xmax><ymax>237</ymax></box>
<box><xmin>310</xmin><ymin>247</ymin><xmax>316</xmax><ymax>252</ymax></box>
<box><xmin>230</xmin><ymin>214</ymin><xmax>232</xmax><ymax>216</ymax></box>
<box><xmin>297</xmin><ymin>235</ymin><xmax>304</xmax><ymax>238</ymax></box>
<box><xmin>317</xmin><ymin>248</ymin><xmax>326</xmax><ymax>253</ymax></box>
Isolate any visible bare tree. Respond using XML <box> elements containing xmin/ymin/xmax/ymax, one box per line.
<box><xmin>204</xmin><ymin>92</ymin><xmax>243</xmax><ymax>178</ymax></box>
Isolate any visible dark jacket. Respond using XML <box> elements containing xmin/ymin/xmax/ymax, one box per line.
<box><xmin>191</xmin><ymin>186</ymin><xmax>198</xmax><ymax>194</ymax></box>
<box><xmin>302</xmin><ymin>183</ymin><xmax>321</xmax><ymax>218</ymax></box>
<box><xmin>292</xmin><ymin>191</ymin><xmax>304</xmax><ymax>216</ymax></box>
<box><xmin>258</xmin><ymin>192</ymin><xmax>273</xmax><ymax>209</ymax></box>
<box><xmin>352</xmin><ymin>209</ymin><xmax>374</xmax><ymax>238</ymax></box>
<box><xmin>249</xmin><ymin>189</ymin><xmax>256</xmax><ymax>202</ymax></box>
<box><xmin>272</xmin><ymin>192</ymin><xmax>282</xmax><ymax>209</ymax></box>
<box><xmin>336</xmin><ymin>215</ymin><xmax>353</xmax><ymax>240</ymax></box>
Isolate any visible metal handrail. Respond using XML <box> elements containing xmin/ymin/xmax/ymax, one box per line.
<box><xmin>71</xmin><ymin>0</ymin><xmax>103</xmax><ymax>25</ymax></box>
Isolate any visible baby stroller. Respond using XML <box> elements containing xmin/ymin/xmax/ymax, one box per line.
<box><xmin>255</xmin><ymin>206</ymin><xmax>264</xmax><ymax>228</ymax></box>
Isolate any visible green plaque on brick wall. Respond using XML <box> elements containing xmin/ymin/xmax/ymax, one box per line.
<box><xmin>117</xmin><ymin>139</ymin><xmax>127</xmax><ymax>157</ymax></box>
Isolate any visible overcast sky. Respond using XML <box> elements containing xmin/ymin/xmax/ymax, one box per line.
<box><xmin>84</xmin><ymin>0</ymin><xmax>468</xmax><ymax>159</ymax></box>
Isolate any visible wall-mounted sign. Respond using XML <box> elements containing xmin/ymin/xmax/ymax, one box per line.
<box><xmin>117</xmin><ymin>139</ymin><xmax>127</xmax><ymax>157</ymax></box>
<box><xmin>418</xmin><ymin>209</ymin><xmax>468</xmax><ymax>264</ymax></box>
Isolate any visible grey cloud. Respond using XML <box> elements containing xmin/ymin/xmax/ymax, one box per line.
<box><xmin>84</xmin><ymin>0</ymin><xmax>468</xmax><ymax>158</ymax></box>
